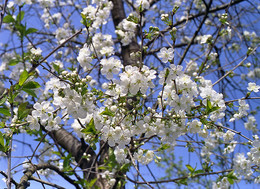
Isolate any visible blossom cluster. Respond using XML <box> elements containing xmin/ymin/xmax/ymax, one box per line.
<box><xmin>77</xmin><ymin>33</ymin><xmax>114</xmax><ymax>71</ymax></box>
<box><xmin>199</xmin><ymin>79</ymin><xmax>226</xmax><ymax>121</ymax></box>
<box><xmin>229</xmin><ymin>99</ymin><xmax>249</xmax><ymax>122</ymax></box>
<box><xmin>41</xmin><ymin>9</ymin><xmax>61</xmax><ymax>29</ymax></box>
<box><xmin>27</xmin><ymin>101</ymin><xmax>61</xmax><ymax>131</ymax></box>
<box><xmin>55</xmin><ymin>24</ymin><xmax>72</xmax><ymax>43</ymax></box>
<box><xmin>81</xmin><ymin>0</ymin><xmax>113</xmax><ymax>32</ymax></box>
<box><xmin>100</xmin><ymin>57</ymin><xmax>123</xmax><ymax>80</ymax></box>
<box><xmin>104</xmin><ymin>65</ymin><xmax>156</xmax><ymax>98</ymax></box>
<box><xmin>115</xmin><ymin>17</ymin><xmax>137</xmax><ymax>46</ymax></box>
<box><xmin>91</xmin><ymin>33</ymin><xmax>115</xmax><ymax>57</ymax></box>
<box><xmin>134</xmin><ymin>0</ymin><xmax>150</xmax><ymax>10</ymax></box>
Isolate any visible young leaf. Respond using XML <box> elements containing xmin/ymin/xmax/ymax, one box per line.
<box><xmin>22</xmin><ymin>88</ymin><xmax>37</xmax><ymax>98</ymax></box>
<box><xmin>23</xmin><ymin>81</ymin><xmax>41</xmax><ymax>89</ymax></box>
<box><xmin>194</xmin><ymin>169</ymin><xmax>204</xmax><ymax>174</ymax></box>
<box><xmin>52</xmin><ymin>63</ymin><xmax>60</xmax><ymax>73</ymax></box>
<box><xmin>3</xmin><ymin>15</ymin><xmax>15</xmax><ymax>23</ymax></box>
<box><xmin>63</xmin><ymin>153</ymin><xmax>72</xmax><ymax>171</ymax></box>
<box><xmin>0</xmin><ymin>108</ymin><xmax>11</xmax><ymax>116</ymax></box>
<box><xmin>227</xmin><ymin>177</ymin><xmax>234</xmax><ymax>184</ymax></box>
<box><xmin>16</xmin><ymin>11</ymin><xmax>25</xmax><ymax>23</ymax></box>
<box><xmin>26</xmin><ymin>28</ymin><xmax>38</xmax><ymax>35</ymax></box>
<box><xmin>158</xmin><ymin>143</ymin><xmax>170</xmax><ymax>151</ymax></box>
<box><xmin>100</xmin><ymin>107</ymin><xmax>114</xmax><ymax>117</ymax></box>
<box><xmin>0</xmin><ymin>95</ymin><xmax>7</xmax><ymax>106</ymax></box>
<box><xmin>15</xmin><ymin>24</ymin><xmax>26</xmax><ymax>38</ymax></box>
<box><xmin>18</xmin><ymin>102</ymin><xmax>30</xmax><ymax>120</ymax></box>
<box><xmin>206</xmin><ymin>99</ymin><xmax>212</xmax><ymax>113</ymax></box>
<box><xmin>19</xmin><ymin>70</ymin><xmax>29</xmax><ymax>86</ymax></box>
<box><xmin>0</xmin><ymin>132</ymin><xmax>5</xmax><ymax>149</ymax></box>
<box><xmin>177</xmin><ymin>178</ymin><xmax>188</xmax><ymax>186</ymax></box>
<box><xmin>186</xmin><ymin>164</ymin><xmax>194</xmax><ymax>172</ymax></box>
<box><xmin>8</xmin><ymin>58</ymin><xmax>20</xmax><ymax>66</ymax></box>
<box><xmin>81</xmin><ymin>118</ymin><xmax>96</xmax><ymax>135</ymax></box>
<box><xmin>120</xmin><ymin>163</ymin><xmax>130</xmax><ymax>172</ymax></box>
<box><xmin>87</xmin><ymin>178</ymin><xmax>97</xmax><ymax>188</ymax></box>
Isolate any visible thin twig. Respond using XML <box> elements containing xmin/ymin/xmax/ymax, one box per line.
<box><xmin>213</xmin><ymin>45</ymin><xmax>259</xmax><ymax>86</ymax></box>
<box><xmin>7</xmin><ymin>82</ymin><xmax>14</xmax><ymax>189</ymax></box>
<box><xmin>0</xmin><ymin>170</ymin><xmax>18</xmax><ymax>187</ymax></box>
<box><xmin>127</xmin><ymin>148</ymin><xmax>154</xmax><ymax>189</ymax></box>
<box><xmin>212</xmin><ymin>123</ymin><xmax>252</xmax><ymax>142</ymax></box>
<box><xmin>0</xmin><ymin>0</ymin><xmax>9</xmax><ymax>29</ymax></box>
<box><xmin>127</xmin><ymin>168</ymin><xmax>233</xmax><ymax>184</ymax></box>
<box><xmin>225</xmin><ymin>96</ymin><xmax>260</xmax><ymax>104</ymax></box>
<box><xmin>28</xmin><ymin>29</ymin><xmax>83</xmax><ymax>74</ymax></box>
<box><xmin>30</xmin><ymin>176</ymin><xmax>65</xmax><ymax>189</ymax></box>
<box><xmin>178</xmin><ymin>0</ymin><xmax>213</xmax><ymax>66</ymax></box>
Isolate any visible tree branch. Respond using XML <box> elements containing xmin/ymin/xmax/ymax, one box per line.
<box><xmin>47</xmin><ymin>128</ymin><xmax>97</xmax><ymax>180</ymax></box>
<box><xmin>17</xmin><ymin>163</ymin><xmax>81</xmax><ymax>189</ymax></box>
<box><xmin>0</xmin><ymin>0</ymin><xmax>9</xmax><ymax>30</ymax></box>
<box><xmin>30</xmin><ymin>176</ymin><xmax>65</xmax><ymax>189</ymax></box>
<box><xmin>127</xmin><ymin>169</ymin><xmax>233</xmax><ymax>184</ymax></box>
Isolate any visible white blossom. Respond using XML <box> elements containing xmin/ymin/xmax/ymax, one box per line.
<box><xmin>100</xmin><ymin>57</ymin><xmax>123</xmax><ymax>80</ymax></box>
<box><xmin>134</xmin><ymin>0</ymin><xmax>150</xmax><ymax>10</ymax></box>
<box><xmin>157</xmin><ymin>47</ymin><xmax>174</xmax><ymax>63</ymax></box>
<box><xmin>247</xmin><ymin>82</ymin><xmax>260</xmax><ymax>92</ymax></box>
<box><xmin>30</xmin><ymin>48</ymin><xmax>42</xmax><ymax>56</ymax></box>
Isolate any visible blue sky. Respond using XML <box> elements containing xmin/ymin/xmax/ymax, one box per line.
<box><xmin>0</xmin><ymin>0</ymin><xmax>260</xmax><ymax>188</ymax></box>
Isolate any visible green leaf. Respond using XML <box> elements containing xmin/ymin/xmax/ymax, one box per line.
<box><xmin>120</xmin><ymin>163</ymin><xmax>130</xmax><ymax>172</ymax></box>
<box><xmin>17</xmin><ymin>11</ymin><xmax>25</xmax><ymax>23</ymax></box>
<box><xmin>80</xmin><ymin>13</ymin><xmax>87</xmax><ymax>25</ymax></box>
<box><xmin>210</xmin><ymin>106</ymin><xmax>220</xmax><ymax>113</ymax></box>
<box><xmin>18</xmin><ymin>102</ymin><xmax>30</xmax><ymax>120</ymax></box>
<box><xmin>63</xmin><ymin>153</ymin><xmax>72</xmax><ymax>171</ymax></box>
<box><xmin>205</xmin><ymin>99</ymin><xmax>220</xmax><ymax>114</ymax></box>
<box><xmin>0</xmin><ymin>95</ymin><xmax>7</xmax><ymax>106</ymax></box>
<box><xmin>200</xmin><ymin>118</ymin><xmax>208</xmax><ymax>125</ymax></box>
<box><xmin>81</xmin><ymin>118</ymin><xmax>96</xmax><ymax>135</ymax></box>
<box><xmin>172</xmin><ymin>5</ymin><xmax>179</xmax><ymax>15</ymax></box>
<box><xmin>0</xmin><ymin>108</ymin><xmax>11</xmax><ymax>116</ymax></box>
<box><xmin>19</xmin><ymin>70</ymin><xmax>29</xmax><ymax>86</ymax></box>
<box><xmin>158</xmin><ymin>143</ymin><xmax>170</xmax><ymax>151</ymax></box>
<box><xmin>9</xmin><ymin>58</ymin><xmax>20</xmax><ymax>66</ymax></box>
<box><xmin>194</xmin><ymin>169</ymin><xmax>204</xmax><ymax>174</ymax></box>
<box><xmin>126</xmin><ymin>14</ymin><xmax>139</xmax><ymax>24</ymax></box>
<box><xmin>0</xmin><ymin>132</ymin><xmax>5</xmax><ymax>148</ymax></box>
<box><xmin>23</xmin><ymin>81</ymin><xmax>41</xmax><ymax>89</ymax></box>
<box><xmin>227</xmin><ymin>171</ymin><xmax>238</xmax><ymax>180</ymax></box>
<box><xmin>227</xmin><ymin>177</ymin><xmax>234</xmax><ymax>184</ymax></box>
<box><xmin>98</xmin><ymin>166</ymin><xmax>107</xmax><ymax>170</ymax></box>
<box><xmin>15</xmin><ymin>24</ymin><xmax>26</xmax><ymax>38</ymax></box>
<box><xmin>206</xmin><ymin>99</ymin><xmax>212</xmax><ymax>112</ymax></box>
<box><xmin>22</xmin><ymin>88</ymin><xmax>37</xmax><ymax>98</ymax></box>
<box><xmin>100</xmin><ymin>107</ymin><xmax>114</xmax><ymax>117</ymax></box>
<box><xmin>25</xmin><ymin>28</ymin><xmax>38</xmax><ymax>35</ymax></box>
<box><xmin>87</xmin><ymin>178</ymin><xmax>97</xmax><ymax>188</ymax></box>
<box><xmin>52</xmin><ymin>63</ymin><xmax>60</xmax><ymax>73</ymax></box>
<box><xmin>177</xmin><ymin>178</ymin><xmax>188</xmax><ymax>186</ymax></box>
<box><xmin>186</xmin><ymin>164</ymin><xmax>194</xmax><ymax>172</ymax></box>
<box><xmin>3</xmin><ymin>15</ymin><xmax>15</xmax><ymax>23</ymax></box>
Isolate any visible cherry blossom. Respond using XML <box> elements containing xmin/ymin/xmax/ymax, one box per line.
<box><xmin>157</xmin><ymin>47</ymin><xmax>174</xmax><ymax>63</ymax></box>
